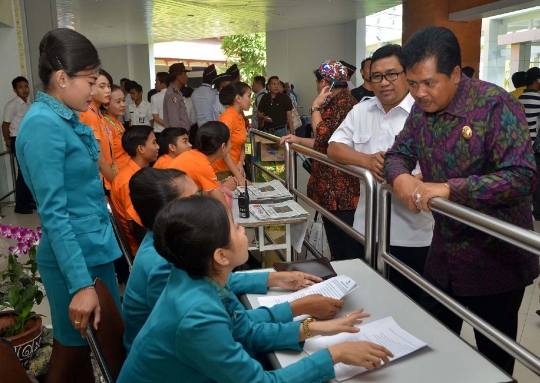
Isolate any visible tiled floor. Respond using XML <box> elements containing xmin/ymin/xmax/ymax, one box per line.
<box><xmin>1</xmin><ymin>165</ymin><xmax>539</xmax><ymax>381</ymax></box>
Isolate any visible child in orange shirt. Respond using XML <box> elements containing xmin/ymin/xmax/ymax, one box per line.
<box><xmin>79</xmin><ymin>69</ymin><xmax>116</xmax><ymax>190</ymax></box>
<box><xmin>212</xmin><ymin>82</ymin><xmax>250</xmax><ymax>184</ymax></box>
<box><xmin>169</xmin><ymin>121</ymin><xmax>232</xmax><ymax>209</ymax></box>
<box><xmin>153</xmin><ymin>127</ymin><xmax>192</xmax><ymax>169</ymax></box>
<box><xmin>111</xmin><ymin>125</ymin><xmax>159</xmax><ymax>255</ymax></box>
<box><xmin>104</xmin><ymin>85</ymin><xmax>130</xmax><ymax>170</ymax></box>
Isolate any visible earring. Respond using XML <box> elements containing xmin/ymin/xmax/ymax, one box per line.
<box><xmin>61</xmin><ymin>84</ymin><xmax>66</xmax><ymax>88</ymax></box>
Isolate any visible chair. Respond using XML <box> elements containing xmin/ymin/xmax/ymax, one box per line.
<box><xmin>105</xmin><ymin>197</ymin><xmax>134</xmax><ymax>270</ymax></box>
<box><xmin>0</xmin><ymin>338</ymin><xmax>33</xmax><ymax>383</ymax></box>
<box><xmin>86</xmin><ymin>278</ymin><xmax>127</xmax><ymax>383</ymax></box>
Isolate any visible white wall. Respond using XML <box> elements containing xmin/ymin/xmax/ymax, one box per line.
<box><xmin>267</xmin><ymin>23</ymin><xmax>355</xmax><ymax>113</ymax></box>
<box><xmin>98</xmin><ymin>45</ymin><xmax>153</xmax><ymax>93</ymax></box>
<box><xmin>0</xmin><ymin>0</ymin><xmax>25</xmax><ymax>200</ymax></box>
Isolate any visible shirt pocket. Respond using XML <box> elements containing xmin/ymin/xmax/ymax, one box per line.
<box><xmin>70</xmin><ymin>214</ymin><xmax>102</xmax><ymax>235</ymax></box>
<box><xmin>352</xmin><ymin>132</ymin><xmax>372</xmax><ymax>145</ymax></box>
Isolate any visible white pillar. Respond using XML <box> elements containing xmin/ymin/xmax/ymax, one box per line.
<box><xmin>481</xmin><ymin>19</ymin><xmax>507</xmax><ymax>88</ymax></box>
<box><xmin>356</xmin><ymin>18</ymin><xmax>367</xmax><ymax>67</ymax></box>
<box><xmin>509</xmin><ymin>43</ymin><xmax>532</xmax><ymax>80</ymax></box>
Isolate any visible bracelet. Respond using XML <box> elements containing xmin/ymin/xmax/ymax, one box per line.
<box><xmin>444</xmin><ymin>182</ymin><xmax>450</xmax><ymax>188</ymax></box>
<box><xmin>78</xmin><ymin>286</ymin><xmax>95</xmax><ymax>292</ymax></box>
<box><xmin>303</xmin><ymin>317</ymin><xmax>316</xmax><ymax>338</ymax></box>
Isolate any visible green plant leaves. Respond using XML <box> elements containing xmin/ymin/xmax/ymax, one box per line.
<box><xmin>7</xmin><ymin>286</ymin><xmax>19</xmax><ymax>306</ymax></box>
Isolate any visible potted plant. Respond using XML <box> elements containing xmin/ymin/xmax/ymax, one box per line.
<box><xmin>0</xmin><ymin>223</ymin><xmax>45</xmax><ymax>367</ymax></box>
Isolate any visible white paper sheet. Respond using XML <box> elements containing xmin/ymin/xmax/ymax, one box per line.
<box><xmin>257</xmin><ymin>276</ymin><xmax>358</xmax><ymax>320</ymax></box>
<box><xmin>303</xmin><ymin>317</ymin><xmax>429</xmax><ymax>382</ymax></box>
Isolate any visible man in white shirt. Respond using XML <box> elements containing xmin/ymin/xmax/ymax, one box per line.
<box><xmin>150</xmin><ymin>72</ymin><xmax>169</xmax><ymax>137</ymax></box>
<box><xmin>251</xmin><ymin>76</ymin><xmax>268</xmax><ymax>129</ymax></box>
<box><xmin>2</xmin><ymin>76</ymin><xmax>33</xmax><ymax>214</ymax></box>
<box><xmin>192</xmin><ymin>64</ymin><xmax>218</xmax><ymax>127</ymax></box>
<box><xmin>129</xmin><ymin>83</ymin><xmax>153</xmax><ymax>126</ymax></box>
<box><xmin>212</xmin><ymin>73</ymin><xmax>232</xmax><ymax>120</ymax></box>
<box><xmin>328</xmin><ymin>45</ymin><xmax>434</xmax><ymax>303</ymax></box>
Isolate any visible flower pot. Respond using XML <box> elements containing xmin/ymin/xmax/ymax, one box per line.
<box><xmin>0</xmin><ymin>311</ymin><xmax>43</xmax><ymax>367</ymax></box>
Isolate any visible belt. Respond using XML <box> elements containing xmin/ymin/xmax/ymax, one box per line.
<box><xmin>266</xmin><ymin>124</ymin><xmax>287</xmax><ymax>134</ymax></box>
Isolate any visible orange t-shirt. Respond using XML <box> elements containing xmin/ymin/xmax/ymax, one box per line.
<box><xmin>103</xmin><ymin>114</ymin><xmax>130</xmax><ymax>171</ymax></box>
<box><xmin>153</xmin><ymin>154</ymin><xmax>174</xmax><ymax>169</ymax></box>
<box><xmin>212</xmin><ymin>106</ymin><xmax>247</xmax><ymax>173</ymax></box>
<box><xmin>111</xmin><ymin>159</ymin><xmax>143</xmax><ymax>255</ymax></box>
<box><xmin>79</xmin><ymin>106</ymin><xmax>114</xmax><ymax>189</ymax></box>
<box><xmin>169</xmin><ymin>150</ymin><xmax>219</xmax><ymax>191</ymax></box>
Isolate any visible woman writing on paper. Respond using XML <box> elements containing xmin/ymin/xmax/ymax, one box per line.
<box><xmin>117</xmin><ymin>196</ymin><xmax>393</xmax><ymax>383</ymax></box>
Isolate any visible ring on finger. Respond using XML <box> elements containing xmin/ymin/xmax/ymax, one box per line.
<box><xmin>413</xmin><ymin>193</ymin><xmax>422</xmax><ymax>203</ymax></box>
<box><xmin>74</xmin><ymin>321</ymin><xmax>81</xmax><ymax>325</ymax></box>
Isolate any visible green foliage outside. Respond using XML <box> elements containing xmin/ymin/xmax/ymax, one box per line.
<box><xmin>221</xmin><ymin>33</ymin><xmax>267</xmax><ymax>82</ymax></box>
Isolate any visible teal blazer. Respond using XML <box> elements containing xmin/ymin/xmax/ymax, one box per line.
<box><xmin>16</xmin><ymin>92</ymin><xmax>120</xmax><ymax>294</ymax></box>
<box><xmin>118</xmin><ymin>267</ymin><xmax>335</xmax><ymax>383</ymax></box>
<box><xmin>123</xmin><ymin>231</ymin><xmax>294</xmax><ymax>352</ymax></box>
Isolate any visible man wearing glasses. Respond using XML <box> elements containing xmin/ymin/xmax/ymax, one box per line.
<box><xmin>328</xmin><ymin>44</ymin><xmax>434</xmax><ymax>304</ymax></box>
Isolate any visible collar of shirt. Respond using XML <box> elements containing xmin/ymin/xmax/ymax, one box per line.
<box><xmin>160</xmin><ymin>88</ymin><xmax>167</xmax><ymax>94</ymax></box>
<box><xmin>256</xmin><ymin>89</ymin><xmax>268</xmax><ymax>97</ymax></box>
<box><xmin>127</xmin><ymin>158</ymin><xmax>141</xmax><ymax>172</ymax></box>
<box><xmin>438</xmin><ymin>75</ymin><xmax>471</xmax><ymax>118</ymax></box>
<box><xmin>16</xmin><ymin>96</ymin><xmax>30</xmax><ymax>106</ymax></box>
<box><xmin>368</xmin><ymin>92</ymin><xmax>415</xmax><ymax>115</ymax></box>
<box><xmin>36</xmin><ymin>91</ymin><xmax>99</xmax><ymax>160</ymax></box>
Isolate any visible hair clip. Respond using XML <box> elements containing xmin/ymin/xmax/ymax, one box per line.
<box><xmin>56</xmin><ymin>56</ymin><xmax>64</xmax><ymax>70</ymax></box>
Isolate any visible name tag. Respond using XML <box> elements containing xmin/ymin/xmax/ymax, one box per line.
<box><xmin>139</xmin><ymin>117</ymin><xmax>145</xmax><ymax>124</ymax></box>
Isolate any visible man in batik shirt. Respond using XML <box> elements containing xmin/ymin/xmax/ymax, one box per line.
<box><xmin>384</xmin><ymin>26</ymin><xmax>539</xmax><ymax>375</ymax></box>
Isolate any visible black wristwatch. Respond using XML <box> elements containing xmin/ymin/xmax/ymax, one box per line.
<box><xmin>309</xmin><ymin>107</ymin><xmax>322</xmax><ymax>114</ymax></box>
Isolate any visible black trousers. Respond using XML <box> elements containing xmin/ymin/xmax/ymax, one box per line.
<box><xmin>419</xmin><ymin>274</ymin><xmax>524</xmax><ymax>375</ymax></box>
<box><xmin>322</xmin><ymin>210</ymin><xmax>364</xmax><ymax>261</ymax></box>
<box><xmin>11</xmin><ymin>137</ymin><xmax>33</xmax><ymax>211</ymax></box>
<box><xmin>533</xmin><ymin>153</ymin><xmax>540</xmax><ymax>219</ymax></box>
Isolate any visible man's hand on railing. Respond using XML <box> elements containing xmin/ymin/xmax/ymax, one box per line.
<box><xmin>411</xmin><ymin>182</ymin><xmax>450</xmax><ymax>212</ymax></box>
<box><xmin>392</xmin><ymin>174</ymin><xmax>423</xmax><ymax>214</ymax></box>
<box><xmin>365</xmin><ymin>151</ymin><xmax>386</xmax><ymax>183</ymax></box>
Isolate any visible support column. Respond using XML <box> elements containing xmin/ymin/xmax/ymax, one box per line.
<box><xmin>482</xmin><ymin>19</ymin><xmax>507</xmax><ymax>85</ymax></box>
<box><xmin>509</xmin><ymin>43</ymin><xmax>532</xmax><ymax>76</ymax></box>
<box><xmin>402</xmin><ymin>0</ymin><xmax>482</xmax><ymax>75</ymax></box>
<box><xmin>356</xmin><ymin>17</ymin><xmax>367</xmax><ymax>68</ymax></box>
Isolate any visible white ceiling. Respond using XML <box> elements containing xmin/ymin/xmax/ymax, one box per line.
<box><xmin>55</xmin><ymin>0</ymin><xmax>403</xmax><ymax>48</ymax></box>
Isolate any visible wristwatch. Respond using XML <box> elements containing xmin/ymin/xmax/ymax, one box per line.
<box><xmin>309</xmin><ymin>107</ymin><xmax>322</xmax><ymax>115</ymax></box>
<box><xmin>302</xmin><ymin>317</ymin><xmax>316</xmax><ymax>338</ymax></box>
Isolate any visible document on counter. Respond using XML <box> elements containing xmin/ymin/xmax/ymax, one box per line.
<box><xmin>257</xmin><ymin>275</ymin><xmax>358</xmax><ymax>321</ymax></box>
<box><xmin>303</xmin><ymin>317</ymin><xmax>429</xmax><ymax>382</ymax></box>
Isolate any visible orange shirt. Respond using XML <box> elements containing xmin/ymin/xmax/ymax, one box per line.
<box><xmin>111</xmin><ymin>158</ymin><xmax>143</xmax><ymax>255</ymax></box>
<box><xmin>79</xmin><ymin>106</ymin><xmax>115</xmax><ymax>189</ymax></box>
<box><xmin>169</xmin><ymin>150</ymin><xmax>219</xmax><ymax>191</ymax></box>
<box><xmin>153</xmin><ymin>154</ymin><xmax>174</xmax><ymax>169</ymax></box>
<box><xmin>104</xmin><ymin>114</ymin><xmax>130</xmax><ymax>170</ymax></box>
<box><xmin>212</xmin><ymin>106</ymin><xmax>247</xmax><ymax>173</ymax></box>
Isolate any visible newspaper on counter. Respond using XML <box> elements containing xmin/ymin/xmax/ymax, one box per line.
<box><xmin>234</xmin><ymin>180</ymin><xmax>293</xmax><ymax>202</ymax></box>
<box><xmin>249</xmin><ymin>200</ymin><xmax>309</xmax><ymax>221</ymax></box>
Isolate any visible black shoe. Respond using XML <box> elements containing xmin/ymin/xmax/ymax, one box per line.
<box><xmin>14</xmin><ymin>208</ymin><xmax>33</xmax><ymax>214</ymax></box>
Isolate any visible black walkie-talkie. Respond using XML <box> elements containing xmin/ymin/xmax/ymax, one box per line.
<box><xmin>238</xmin><ymin>180</ymin><xmax>250</xmax><ymax>218</ymax></box>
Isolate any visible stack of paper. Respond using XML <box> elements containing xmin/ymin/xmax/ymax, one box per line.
<box><xmin>303</xmin><ymin>317</ymin><xmax>429</xmax><ymax>382</ymax></box>
<box><xmin>258</xmin><ymin>275</ymin><xmax>358</xmax><ymax>320</ymax></box>
<box><xmin>235</xmin><ymin>180</ymin><xmax>293</xmax><ymax>202</ymax></box>
<box><xmin>249</xmin><ymin>201</ymin><xmax>309</xmax><ymax>221</ymax></box>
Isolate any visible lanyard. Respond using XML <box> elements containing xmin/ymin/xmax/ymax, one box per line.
<box><xmin>103</xmin><ymin>115</ymin><xmax>125</xmax><ymax>135</ymax></box>
<box><xmin>89</xmin><ymin>104</ymin><xmax>116</xmax><ymax>169</ymax></box>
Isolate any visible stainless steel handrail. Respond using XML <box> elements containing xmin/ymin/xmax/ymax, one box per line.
<box><xmin>249</xmin><ymin>129</ymin><xmax>286</xmax><ymax>185</ymax></box>
<box><xmin>288</xmin><ymin>143</ymin><xmax>378</xmax><ymax>268</ymax></box>
<box><xmin>378</xmin><ymin>184</ymin><xmax>540</xmax><ymax>376</ymax></box>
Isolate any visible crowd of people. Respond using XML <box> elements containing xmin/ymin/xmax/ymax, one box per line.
<box><xmin>2</xmin><ymin>24</ymin><xmax>539</xmax><ymax>383</ymax></box>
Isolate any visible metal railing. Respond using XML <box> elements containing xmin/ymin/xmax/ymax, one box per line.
<box><xmin>378</xmin><ymin>184</ymin><xmax>540</xmax><ymax>376</ymax></box>
<box><xmin>0</xmin><ymin>151</ymin><xmax>18</xmax><ymax>216</ymax></box>
<box><xmin>248</xmin><ymin>129</ymin><xmax>377</xmax><ymax>267</ymax></box>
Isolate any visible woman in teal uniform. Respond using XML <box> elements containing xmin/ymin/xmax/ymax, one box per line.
<box><xmin>15</xmin><ymin>28</ymin><xmax>121</xmax><ymax>382</ymax></box>
<box><xmin>117</xmin><ymin>197</ymin><xmax>393</xmax><ymax>383</ymax></box>
<box><xmin>123</xmin><ymin>168</ymin><xmax>348</xmax><ymax>353</ymax></box>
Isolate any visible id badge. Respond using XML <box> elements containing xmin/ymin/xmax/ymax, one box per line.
<box><xmin>139</xmin><ymin>117</ymin><xmax>145</xmax><ymax>124</ymax></box>
<box><xmin>245</xmin><ymin>142</ymin><xmax>252</xmax><ymax>155</ymax></box>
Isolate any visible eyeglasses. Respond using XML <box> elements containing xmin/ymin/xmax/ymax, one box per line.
<box><xmin>370</xmin><ymin>71</ymin><xmax>404</xmax><ymax>83</ymax></box>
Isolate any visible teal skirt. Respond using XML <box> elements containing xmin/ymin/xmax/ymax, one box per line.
<box><xmin>39</xmin><ymin>262</ymin><xmax>121</xmax><ymax>346</ymax></box>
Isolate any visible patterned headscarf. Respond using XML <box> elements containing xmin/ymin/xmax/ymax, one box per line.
<box><xmin>318</xmin><ymin>61</ymin><xmax>348</xmax><ymax>83</ymax></box>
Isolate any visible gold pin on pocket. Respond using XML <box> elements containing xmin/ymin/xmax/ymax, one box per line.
<box><xmin>462</xmin><ymin>126</ymin><xmax>473</xmax><ymax>140</ymax></box>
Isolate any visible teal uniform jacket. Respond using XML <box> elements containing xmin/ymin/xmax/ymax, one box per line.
<box><xmin>117</xmin><ymin>267</ymin><xmax>335</xmax><ymax>383</ymax></box>
<box><xmin>123</xmin><ymin>231</ymin><xmax>294</xmax><ymax>352</ymax></box>
<box><xmin>16</xmin><ymin>92</ymin><xmax>121</xmax><ymax>294</ymax></box>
